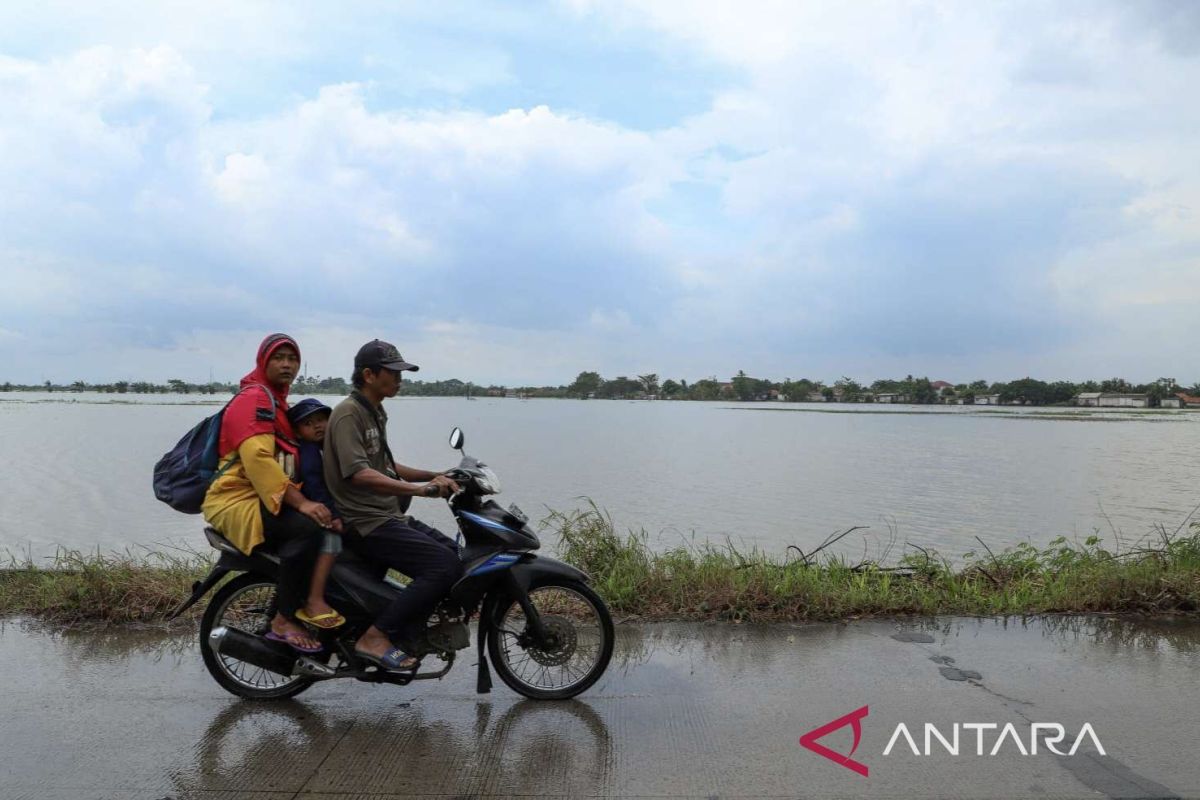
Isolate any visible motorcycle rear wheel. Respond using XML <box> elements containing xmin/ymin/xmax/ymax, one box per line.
<box><xmin>487</xmin><ymin>578</ymin><xmax>614</xmax><ymax>700</ymax></box>
<box><xmin>199</xmin><ymin>573</ymin><xmax>315</xmax><ymax>700</ymax></box>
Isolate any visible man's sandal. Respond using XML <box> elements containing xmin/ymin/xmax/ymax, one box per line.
<box><xmin>354</xmin><ymin>647</ymin><xmax>419</xmax><ymax>672</ymax></box>
<box><xmin>295</xmin><ymin>608</ymin><xmax>346</xmax><ymax>629</ymax></box>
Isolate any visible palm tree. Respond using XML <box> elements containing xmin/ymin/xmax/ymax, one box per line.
<box><xmin>637</xmin><ymin>373</ymin><xmax>659</xmax><ymax>396</ymax></box>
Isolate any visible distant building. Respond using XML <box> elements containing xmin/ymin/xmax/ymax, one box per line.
<box><xmin>931</xmin><ymin>381</ymin><xmax>954</xmax><ymax>404</ymax></box>
<box><xmin>974</xmin><ymin>394</ymin><xmax>1001</xmax><ymax>405</ymax></box>
<box><xmin>806</xmin><ymin>391</ymin><xmax>827</xmax><ymax>402</ymax></box>
<box><xmin>875</xmin><ymin>392</ymin><xmax>908</xmax><ymax>404</ymax></box>
<box><xmin>1175</xmin><ymin>393</ymin><xmax>1200</xmax><ymax>408</ymax></box>
<box><xmin>1097</xmin><ymin>393</ymin><xmax>1148</xmax><ymax>408</ymax></box>
<box><xmin>1075</xmin><ymin>392</ymin><xmax>1102</xmax><ymax>407</ymax></box>
<box><xmin>1161</xmin><ymin>396</ymin><xmax>1183</xmax><ymax>409</ymax></box>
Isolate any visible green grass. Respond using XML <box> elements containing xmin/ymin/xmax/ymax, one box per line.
<box><xmin>3</xmin><ymin>507</ymin><xmax>1199</xmax><ymax>627</ymax></box>
<box><xmin>0</xmin><ymin>547</ymin><xmax>213</xmax><ymax>625</ymax></box>
<box><xmin>551</xmin><ymin>504</ymin><xmax>1200</xmax><ymax>621</ymax></box>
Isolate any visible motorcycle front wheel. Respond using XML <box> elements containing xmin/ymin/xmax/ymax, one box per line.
<box><xmin>487</xmin><ymin>578</ymin><xmax>614</xmax><ymax>700</ymax></box>
<box><xmin>199</xmin><ymin>573</ymin><xmax>314</xmax><ymax>700</ymax></box>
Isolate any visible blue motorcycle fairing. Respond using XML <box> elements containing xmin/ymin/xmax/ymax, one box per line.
<box><xmin>506</xmin><ymin>555</ymin><xmax>589</xmax><ymax>591</ymax></box>
<box><xmin>459</xmin><ymin>510</ymin><xmax>519</xmax><ymax>535</ymax></box>
<box><xmin>454</xmin><ymin>499</ymin><xmax>540</xmax><ymax>551</ymax></box>
<box><xmin>469</xmin><ymin>551</ymin><xmax>522</xmax><ymax>576</ymax></box>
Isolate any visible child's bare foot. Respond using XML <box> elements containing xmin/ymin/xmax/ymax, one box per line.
<box><xmin>306</xmin><ymin>598</ymin><xmax>337</xmax><ymax>617</ymax></box>
<box><xmin>297</xmin><ymin>601</ymin><xmax>345</xmax><ymax>629</ymax></box>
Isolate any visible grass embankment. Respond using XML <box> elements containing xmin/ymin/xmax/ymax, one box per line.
<box><xmin>552</xmin><ymin>506</ymin><xmax>1200</xmax><ymax>621</ymax></box>
<box><xmin>0</xmin><ymin>548</ymin><xmax>208</xmax><ymax>625</ymax></box>
<box><xmin>3</xmin><ymin>507</ymin><xmax>1199</xmax><ymax>626</ymax></box>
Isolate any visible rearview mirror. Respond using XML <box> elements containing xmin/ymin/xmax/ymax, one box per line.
<box><xmin>448</xmin><ymin>427</ymin><xmax>465</xmax><ymax>450</ymax></box>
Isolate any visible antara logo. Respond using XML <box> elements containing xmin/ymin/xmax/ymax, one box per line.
<box><xmin>799</xmin><ymin>705</ymin><xmax>870</xmax><ymax>777</ymax></box>
<box><xmin>801</xmin><ymin>707</ymin><xmax>1106</xmax><ymax>777</ymax></box>
<box><xmin>883</xmin><ymin>722</ymin><xmax>1106</xmax><ymax>757</ymax></box>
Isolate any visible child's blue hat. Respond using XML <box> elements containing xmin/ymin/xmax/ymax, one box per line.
<box><xmin>288</xmin><ymin>398</ymin><xmax>332</xmax><ymax>425</ymax></box>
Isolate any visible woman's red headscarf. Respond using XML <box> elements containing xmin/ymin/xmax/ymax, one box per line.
<box><xmin>219</xmin><ymin>333</ymin><xmax>301</xmax><ymax>456</ymax></box>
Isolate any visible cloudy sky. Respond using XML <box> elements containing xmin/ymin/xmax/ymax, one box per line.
<box><xmin>1</xmin><ymin>1</ymin><xmax>1197</xmax><ymax>385</ymax></box>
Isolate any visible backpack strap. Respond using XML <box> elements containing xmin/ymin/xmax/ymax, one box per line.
<box><xmin>213</xmin><ymin>383</ymin><xmax>281</xmax><ymax>480</ymax></box>
<box><xmin>349</xmin><ymin>391</ymin><xmax>410</xmax><ymax>513</ymax></box>
<box><xmin>351</xmin><ymin>391</ymin><xmax>396</xmax><ymax>468</ymax></box>
<box><xmin>350</xmin><ymin>393</ymin><xmax>412</xmax><ymax>515</ymax></box>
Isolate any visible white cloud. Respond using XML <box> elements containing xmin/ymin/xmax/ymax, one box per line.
<box><xmin>212</xmin><ymin>152</ymin><xmax>271</xmax><ymax>206</ymax></box>
<box><xmin>2</xmin><ymin>3</ymin><xmax>1199</xmax><ymax>384</ymax></box>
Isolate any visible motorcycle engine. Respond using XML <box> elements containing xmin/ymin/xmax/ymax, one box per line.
<box><xmin>422</xmin><ymin>619</ymin><xmax>471</xmax><ymax>654</ymax></box>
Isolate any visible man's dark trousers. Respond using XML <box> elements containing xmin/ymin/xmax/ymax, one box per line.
<box><xmin>344</xmin><ymin>518</ymin><xmax>461</xmax><ymax>646</ymax></box>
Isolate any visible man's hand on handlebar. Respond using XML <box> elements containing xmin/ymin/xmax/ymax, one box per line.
<box><xmin>423</xmin><ymin>474</ymin><xmax>461</xmax><ymax>498</ymax></box>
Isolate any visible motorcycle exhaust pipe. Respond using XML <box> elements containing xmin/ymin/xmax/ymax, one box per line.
<box><xmin>294</xmin><ymin>656</ymin><xmax>337</xmax><ymax>678</ymax></box>
<box><xmin>209</xmin><ymin>626</ymin><xmax>298</xmax><ymax>676</ymax></box>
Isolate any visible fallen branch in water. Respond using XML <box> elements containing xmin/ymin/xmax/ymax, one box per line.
<box><xmin>786</xmin><ymin>526</ymin><xmax>868</xmax><ymax>567</ymax></box>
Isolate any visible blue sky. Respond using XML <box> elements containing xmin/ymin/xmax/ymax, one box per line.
<box><xmin>1</xmin><ymin>1</ymin><xmax>1197</xmax><ymax>385</ymax></box>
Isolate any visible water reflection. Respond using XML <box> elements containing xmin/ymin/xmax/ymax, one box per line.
<box><xmin>1</xmin><ymin>618</ymin><xmax>194</xmax><ymax>663</ymax></box>
<box><xmin>168</xmin><ymin>696</ymin><xmax>613</xmax><ymax>796</ymax></box>
<box><xmin>1039</xmin><ymin>614</ymin><xmax>1200</xmax><ymax>655</ymax></box>
<box><xmin>889</xmin><ymin>614</ymin><xmax>1200</xmax><ymax>657</ymax></box>
<box><xmin>59</xmin><ymin>626</ymin><xmax>194</xmax><ymax>663</ymax></box>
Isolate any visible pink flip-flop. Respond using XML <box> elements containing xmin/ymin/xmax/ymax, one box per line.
<box><xmin>264</xmin><ymin>629</ymin><xmax>323</xmax><ymax>654</ymax></box>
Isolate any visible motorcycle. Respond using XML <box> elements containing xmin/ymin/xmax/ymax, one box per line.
<box><xmin>170</xmin><ymin>427</ymin><xmax>614</xmax><ymax>701</ymax></box>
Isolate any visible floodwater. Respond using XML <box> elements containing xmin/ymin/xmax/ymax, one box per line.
<box><xmin>2</xmin><ymin>392</ymin><xmax>1199</xmax><ymax>562</ymax></box>
<box><xmin>0</xmin><ymin>616</ymin><xmax>1198</xmax><ymax>797</ymax></box>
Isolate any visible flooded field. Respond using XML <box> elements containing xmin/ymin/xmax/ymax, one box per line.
<box><xmin>2</xmin><ymin>393</ymin><xmax>1198</xmax><ymax>561</ymax></box>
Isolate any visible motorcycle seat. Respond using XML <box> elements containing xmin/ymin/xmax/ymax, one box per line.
<box><xmin>203</xmin><ymin>526</ymin><xmax>280</xmax><ymax>565</ymax></box>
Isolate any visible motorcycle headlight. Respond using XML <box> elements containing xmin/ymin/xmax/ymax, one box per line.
<box><xmin>474</xmin><ymin>465</ymin><xmax>502</xmax><ymax>495</ymax></box>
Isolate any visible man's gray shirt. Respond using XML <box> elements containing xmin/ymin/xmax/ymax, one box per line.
<box><xmin>323</xmin><ymin>391</ymin><xmax>407</xmax><ymax>535</ymax></box>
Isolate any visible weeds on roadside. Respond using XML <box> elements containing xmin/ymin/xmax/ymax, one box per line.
<box><xmin>552</xmin><ymin>502</ymin><xmax>1200</xmax><ymax>622</ymax></box>
<box><xmin>3</xmin><ymin>506</ymin><xmax>1198</xmax><ymax>627</ymax></box>
<box><xmin>0</xmin><ymin>546</ymin><xmax>212</xmax><ymax>625</ymax></box>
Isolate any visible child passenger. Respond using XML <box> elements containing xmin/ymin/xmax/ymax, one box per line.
<box><xmin>288</xmin><ymin>398</ymin><xmax>347</xmax><ymax>629</ymax></box>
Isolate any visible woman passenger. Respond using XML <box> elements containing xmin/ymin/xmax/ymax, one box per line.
<box><xmin>201</xmin><ymin>333</ymin><xmax>332</xmax><ymax>653</ymax></box>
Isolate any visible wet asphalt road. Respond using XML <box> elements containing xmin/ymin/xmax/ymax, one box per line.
<box><xmin>1</xmin><ymin>616</ymin><xmax>1198</xmax><ymax>799</ymax></box>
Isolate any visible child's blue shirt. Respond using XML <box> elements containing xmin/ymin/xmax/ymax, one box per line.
<box><xmin>298</xmin><ymin>440</ymin><xmax>341</xmax><ymax>520</ymax></box>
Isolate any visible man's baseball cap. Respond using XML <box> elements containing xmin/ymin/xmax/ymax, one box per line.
<box><xmin>287</xmin><ymin>398</ymin><xmax>332</xmax><ymax>425</ymax></box>
<box><xmin>354</xmin><ymin>339</ymin><xmax>420</xmax><ymax>373</ymax></box>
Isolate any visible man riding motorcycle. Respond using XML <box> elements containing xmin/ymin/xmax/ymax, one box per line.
<box><xmin>323</xmin><ymin>339</ymin><xmax>461</xmax><ymax>671</ymax></box>
<box><xmin>173</xmin><ymin>337</ymin><xmax>615</xmax><ymax>701</ymax></box>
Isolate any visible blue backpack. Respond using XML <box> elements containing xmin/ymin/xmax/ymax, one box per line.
<box><xmin>152</xmin><ymin>384</ymin><xmax>276</xmax><ymax>514</ymax></box>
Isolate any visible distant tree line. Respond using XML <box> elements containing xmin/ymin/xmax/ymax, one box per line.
<box><xmin>560</xmin><ymin>372</ymin><xmax>1199</xmax><ymax>406</ymax></box>
<box><xmin>0</xmin><ymin>375</ymin><xmax>510</xmax><ymax>399</ymax></box>
<box><xmin>0</xmin><ymin>379</ymin><xmax>241</xmax><ymax>395</ymax></box>
<box><xmin>3</xmin><ymin>373</ymin><xmax>1197</xmax><ymax>407</ymax></box>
